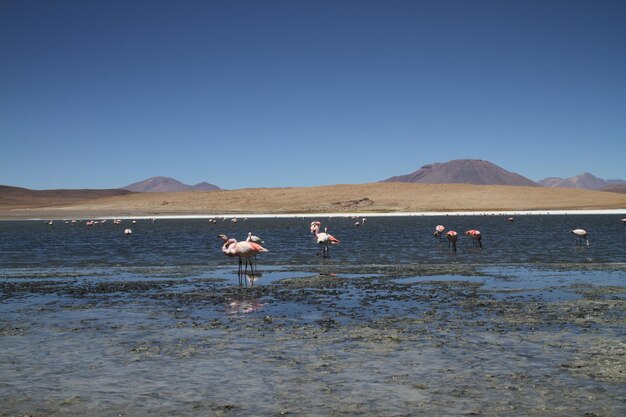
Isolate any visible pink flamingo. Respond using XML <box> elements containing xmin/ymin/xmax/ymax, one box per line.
<box><xmin>311</xmin><ymin>224</ymin><xmax>340</xmax><ymax>258</ymax></box>
<box><xmin>310</xmin><ymin>221</ymin><xmax>322</xmax><ymax>234</ymax></box>
<box><xmin>446</xmin><ymin>230</ymin><xmax>458</xmax><ymax>252</ymax></box>
<box><xmin>434</xmin><ymin>225</ymin><xmax>445</xmax><ymax>238</ymax></box>
<box><xmin>218</xmin><ymin>234</ymin><xmax>268</xmax><ymax>275</ymax></box>
<box><xmin>465</xmin><ymin>229</ymin><xmax>482</xmax><ymax>248</ymax></box>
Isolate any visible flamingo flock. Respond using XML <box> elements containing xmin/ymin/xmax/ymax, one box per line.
<box><xmin>44</xmin><ymin>216</ymin><xmax>612</xmax><ymax>281</ymax></box>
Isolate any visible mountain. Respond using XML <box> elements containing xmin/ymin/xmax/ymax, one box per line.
<box><xmin>538</xmin><ymin>172</ymin><xmax>626</xmax><ymax>190</ymax></box>
<box><xmin>192</xmin><ymin>182</ymin><xmax>222</xmax><ymax>191</ymax></box>
<box><xmin>121</xmin><ymin>176</ymin><xmax>221</xmax><ymax>192</ymax></box>
<box><xmin>382</xmin><ymin>159</ymin><xmax>538</xmax><ymax>187</ymax></box>
<box><xmin>0</xmin><ymin>185</ymin><xmax>134</xmax><ymax>209</ymax></box>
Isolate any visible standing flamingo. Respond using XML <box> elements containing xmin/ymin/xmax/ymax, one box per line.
<box><xmin>246</xmin><ymin>232</ymin><xmax>264</xmax><ymax>244</ymax></box>
<box><xmin>218</xmin><ymin>234</ymin><xmax>268</xmax><ymax>275</ymax></box>
<box><xmin>434</xmin><ymin>225</ymin><xmax>445</xmax><ymax>238</ymax></box>
<box><xmin>446</xmin><ymin>231</ymin><xmax>458</xmax><ymax>252</ymax></box>
<box><xmin>311</xmin><ymin>224</ymin><xmax>339</xmax><ymax>258</ymax></box>
<box><xmin>310</xmin><ymin>221</ymin><xmax>322</xmax><ymax>234</ymax></box>
<box><xmin>465</xmin><ymin>230</ymin><xmax>482</xmax><ymax>248</ymax></box>
<box><xmin>571</xmin><ymin>229</ymin><xmax>589</xmax><ymax>246</ymax></box>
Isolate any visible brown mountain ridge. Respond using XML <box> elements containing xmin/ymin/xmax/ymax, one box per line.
<box><xmin>121</xmin><ymin>176</ymin><xmax>221</xmax><ymax>192</ymax></box>
<box><xmin>382</xmin><ymin>159</ymin><xmax>538</xmax><ymax>186</ymax></box>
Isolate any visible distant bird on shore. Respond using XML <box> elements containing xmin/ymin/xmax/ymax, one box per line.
<box><xmin>434</xmin><ymin>225</ymin><xmax>445</xmax><ymax>238</ymax></box>
<box><xmin>507</xmin><ymin>217</ymin><xmax>515</xmax><ymax>223</ymax></box>
<box><xmin>218</xmin><ymin>234</ymin><xmax>268</xmax><ymax>275</ymax></box>
<box><xmin>124</xmin><ymin>228</ymin><xmax>132</xmax><ymax>235</ymax></box>
<box><xmin>571</xmin><ymin>229</ymin><xmax>589</xmax><ymax>246</ymax></box>
<box><xmin>310</xmin><ymin>224</ymin><xmax>340</xmax><ymax>258</ymax></box>
<box><xmin>622</xmin><ymin>218</ymin><xmax>626</xmax><ymax>225</ymax></box>
<box><xmin>465</xmin><ymin>229</ymin><xmax>482</xmax><ymax>248</ymax></box>
<box><xmin>446</xmin><ymin>231</ymin><xmax>458</xmax><ymax>251</ymax></box>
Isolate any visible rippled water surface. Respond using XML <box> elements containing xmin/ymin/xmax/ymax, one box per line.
<box><xmin>1</xmin><ymin>216</ymin><xmax>625</xmax><ymax>416</ymax></box>
<box><xmin>1</xmin><ymin>214</ymin><xmax>625</xmax><ymax>267</ymax></box>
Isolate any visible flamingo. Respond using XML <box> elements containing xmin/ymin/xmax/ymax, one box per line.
<box><xmin>434</xmin><ymin>225</ymin><xmax>445</xmax><ymax>238</ymax></box>
<box><xmin>310</xmin><ymin>221</ymin><xmax>322</xmax><ymax>234</ymax></box>
<box><xmin>571</xmin><ymin>229</ymin><xmax>589</xmax><ymax>246</ymax></box>
<box><xmin>465</xmin><ymin>230</ymin><xmax>482</xmax><ymax>248</ymax></box>
<box><xmin>246</xmin><ymin>232</ymin><xmax>264</xmax><ymax>244</ymax></box>
<box><xmin>218</xmin><ymin>234</ymin><xmax>268</xmax><ymax>275</ymax></box>
<box><xmin>311</xmin><ymin>224</ymin><xmax>339</xmax><ymax>258</ymax></box>
<box><xmin>446</xmin><ymin>230</ymin><xmax>458</xmax><ymax>252</ymax></box>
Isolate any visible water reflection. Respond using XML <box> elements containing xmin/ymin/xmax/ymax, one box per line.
<box><xmin>240</xmin><ymin>272</ymin><xmax>262</xmax><ymax>287</ymax></box>
<box><xmin>226</xmin><ymin>299</ymin><xmax>264</xmax><ymax>314</ymax></box>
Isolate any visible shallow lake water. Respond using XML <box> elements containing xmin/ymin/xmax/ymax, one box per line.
<box><xmin>1</xmin><ymin>216</ymin><xmax>625</xmax><ymax>416</ymax></box>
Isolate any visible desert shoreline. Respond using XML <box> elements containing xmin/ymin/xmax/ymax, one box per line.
<box><xmin>2</xmin><ymin>182</ymin><xmax>626</xmax><ymax>220</ymax></box>
<box><xmin>1</xmin><ymin>208</ymin><xmax>625</xmax><ymax>222</ymax></box>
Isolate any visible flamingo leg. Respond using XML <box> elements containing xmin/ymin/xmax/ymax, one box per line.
<box><xmin>237</xmin><ymin>257</ymin><xmax>244</xmax><ymax>285</ymax></box>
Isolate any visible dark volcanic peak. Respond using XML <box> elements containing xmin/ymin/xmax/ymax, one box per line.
<box><xmin>538</xmin><ymin>172</ymin><xmax>626</xmax><ymax>190</ymax></box>
<box><xmin>121</xmin><ymin>176</ymin><xmax>220</xmax><ymax>192</ymax></box>
<box><xmin>382</xmin><ymin>159</ymin><xmax>538</xmax><ymax>187</ymax></box>
<box><xmin>191</xmin><ymin>182</ymin><xmax>222</xmax><ymax>191</ymax></box>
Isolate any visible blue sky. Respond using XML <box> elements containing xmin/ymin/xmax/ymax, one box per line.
<box><xmin>1</xmin><ymin>0</ymin><xmax>625</xmax><ymax>190</ymax></box>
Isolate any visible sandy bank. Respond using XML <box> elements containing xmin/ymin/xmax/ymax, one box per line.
<box><xmin>1</xmin><ymin>182</ymin><xmax>626</xmax><ymax>219</ymax></box>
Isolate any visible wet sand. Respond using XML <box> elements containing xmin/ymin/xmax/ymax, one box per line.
<box><xmin>2</xmin><ymin>182</ymin><xmax>626</xmax><ymax>219</ymax></box>
<box><xmin>1</xmin><ymin>264</ymin><xmax>625</xmax><ymax>416</ymax></box>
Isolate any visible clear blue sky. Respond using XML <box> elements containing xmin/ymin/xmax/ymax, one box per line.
<box><xmin>1</xmin><ymin>0</ymin><xmax>625</xmax><ymax>190</ymax></box>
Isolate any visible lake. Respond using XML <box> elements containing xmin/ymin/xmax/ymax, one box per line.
<box><xmin>1</xmin><ymin>215</ymin><xmax>625</xmax><ymax>416</ymax></box>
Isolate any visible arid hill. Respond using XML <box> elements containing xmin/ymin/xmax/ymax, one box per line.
<box><xmin>2</xmin><ymin>183</ymin><xmax>625</xmax><ymax>219</ymax></box>
<box><xmin>383</xmin><ymin>159</ymin><xmax>538</xmax><ymax>186</ymax></box>
<box><xmin>0</xmin><ymin>185</ymin><xmax>134</xmax><ymax>209</ymax></box>
<box><xmin>600</xmin><ymin>184</ymin><xmax>626</xmax><ymax>194</ymax></box>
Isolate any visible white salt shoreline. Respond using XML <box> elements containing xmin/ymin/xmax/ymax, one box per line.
<box><xmin>27</xmin><ymin>208</ymin><xmax>626</xmax><ymax>221</ymax></box>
